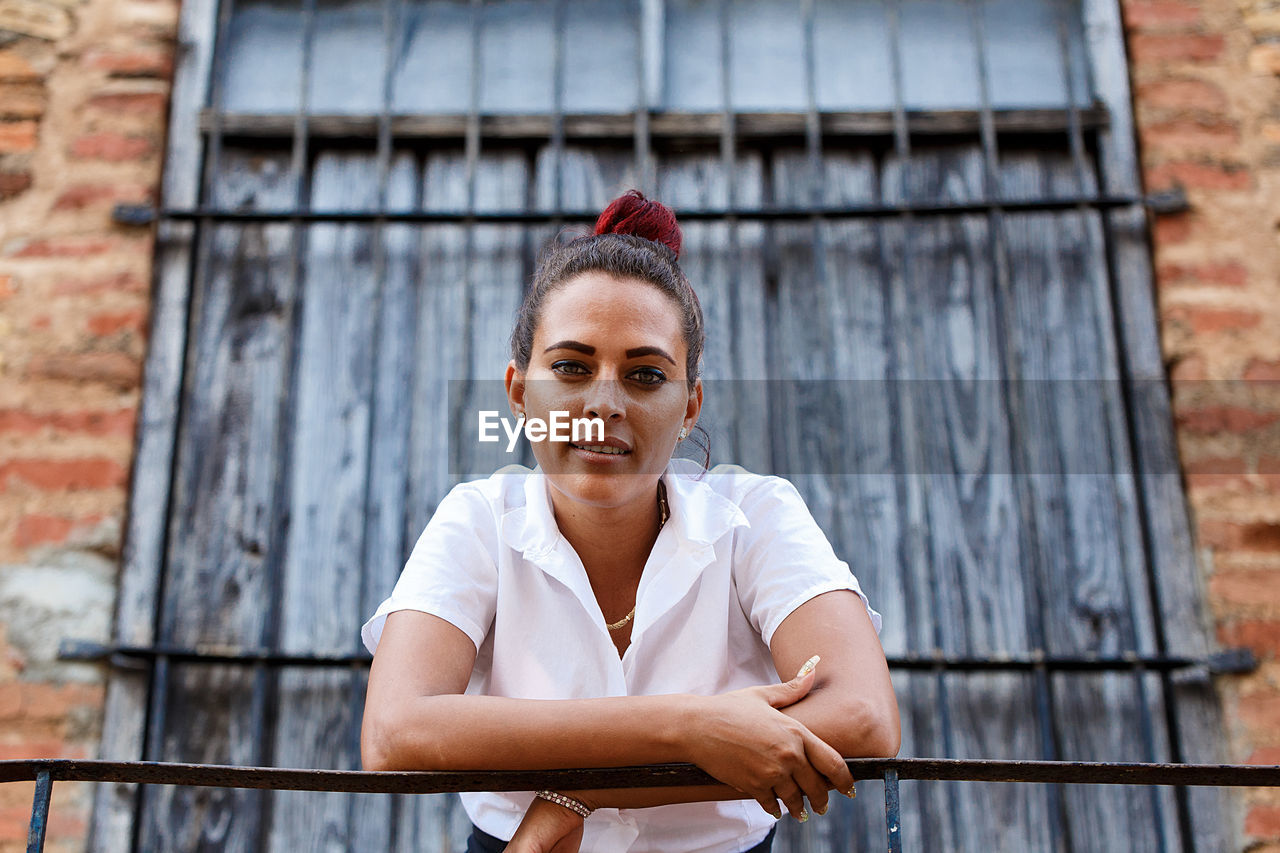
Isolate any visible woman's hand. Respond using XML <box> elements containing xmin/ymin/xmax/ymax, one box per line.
<box><xmin>507</xmin><ymin>796</ymin><xmax>586</xmax><ymax>853</ymax></box>
<box><xmin>684</xmin><ymin>656</ymin><xmax>856</xmax><ymax>821</ymax></box>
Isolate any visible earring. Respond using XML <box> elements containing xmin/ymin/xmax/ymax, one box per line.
<box><xmin>678</xmin><ymin>426</ymin><xmax>688</xmax><ymax>441</ymax></box>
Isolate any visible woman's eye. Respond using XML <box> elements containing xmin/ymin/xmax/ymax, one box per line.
<box><xmin>630</xmin><ymin>367</ymin><xmax>666</xmax><ymax>385</ymax></box>
<box><xmin>551</xmin><ymin>360</ymin><xmax>589</xmax><ymax>376</ymax></box>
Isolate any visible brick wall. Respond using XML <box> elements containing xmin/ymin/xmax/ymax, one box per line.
<box><xmin>1124</xmin><ymin>0</ymin><xmax>1280</xmax><ymax>849</ymax></box>
<box><xmin>0</xmin><ymin>0</ymin><xmax>175</xmax><ymax>843</ymax></box>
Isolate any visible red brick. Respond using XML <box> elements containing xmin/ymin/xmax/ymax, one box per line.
<box><xmin>0</xmin><ymin>458</ymin><xmax>128</xmax><ymax>491</ymax></box>
<box><xmin>1247</xmin><ymin>746</ymin><xmax>1280</xmax><ymax>765</ymax></box>
<box><xmin>1178</xmin><ymin>405</ymin><xmax>1277</xmax><ymax>433</ymax></box>
<box><xmin>52</xmin><ymin>271</ymin><xmax>147</xmax><ymax>296</ymax></box>
<box><xmin>0</xmin><ymin>169</ymin><xmax>32</xmax><ymax>199</ymax></box>
<box><xmin>1185</xmin><ymin>457</ymin><xmax>1249</xmax><ymax>490</ymax></box>
<box><xmin>1219</xmin><ymin>620</ymin><xmax>1280</xmax><ymax>657</ymax></box>
<box><xmin>1130</xmin><ymin>32</ymin><xmax>1226</xmax><ymax>63</ymax></box>
<box><xmin>1248</xmin><ymin>804</ymin><xmax>1280</xmax><ymax>838</ymax></box>
<box><xmin>1124</xmin><ymin>1</ymin><xmax>1203</xmax><ymax>30</ymax></box>
<box><xmin>53</xmin><ymin>183</ymin><xmax>149</xmax><ymax>211</ymax></box>
<box><xmin>0</xmin><ymin>83</ymin><xmax>45</xmax><ymax>119</ymax></box>
<box><xmin>1166</xmin><ymin>306</ymin><xmax>1263</xmax><ymax>335</ymax></box>
<box><xmin>1140</xmin><ymin>118</ymin><xmax>1239</xmax><ymax>150</ymax></box>
<box><xmin>0</xmin><ymin>740</ymin><xmax>67</xmax><ymax>761</ymax></box>
<box><xmin>70</xmin><ymin>132</ymin><xmax>155</xmax><ymax>162</ymax></box>
<box><xmin>1208</xmin><ymin>570</ymin><xmax>1280</xmax><ymax>607</ymax></box>
<box><xmin>1262</xmin><ymin>457</ymin><xmax>1280</xmax><ymax>475</ymax></box>
<box><xmin>0</xmin><ymin>120</ymin><xmax>37</xmax><ymax>153</ymax></box>
<box><xmin>1136</xmin><ymin>78</ymin><xmax>1228</xmax><ymax>113</ymax></box>
<box><xmin>24</xmin><ymin>352</ymin><xmax>141</xmax><ymax>390</ymax></box>
<box><xmin>1156</xmin><ymin>260</ymin><xmax>1248</xmax><ymax>288</ymax></box>
<box><xmin>0</xmin><ymin>408</ymin><xmax>136</xmax><ymax>436</ymax></box>
<box><xmin>7</xmin><ymin>683</ymin><xmax>104</xmax><ymax>720</ymax></box>
<box><xmin>1247</xmin><ymin>360</ymin><xmax>1280</xmax><ymax>382</ymax></box>
<box><xmin>9</xmin><ymin>237</ymin><xmax>118</xmax><ymax>258</ymax></box>
<box><xmin>84</xmin><ymin>91</ymin><xmax>167</xmax><ymax>115</ymax></box>
<box><xmin>0</xmin><ymin>51</ymin><xmax>40</xmax><ymax>81</ymax></box>
<box><xmin>1202</xmin><ymin>523</ymin><xmax>1280</xmax><ymax>553</ymax></box>
<box><xmin>1239</xmin><ymin>692</ymin><xmax>1280</xmax><ymax>732</ymax></box>
<box><xmin>1153</xmin><ymin>212</ymin><xmax>1192</xmax><ymax>243</ymax></box>
<box><xmin>86</xmin><ymin>308</ymin><xmax>148</xmax><ymax>337</ymax></box>
<box><xmin>14</xmin><ymin>514</ymin><xmax>74</xmax><ymax>548</ymax></box>
<box><xmin>83</xmin><ymin>48</ymin><xmax>173</xmax><ymax>79</ymax></box>
<box><xmin>1145</xmin><ymin>160</ymin><xmax>1252</xmax><ymax>191</ymax></box>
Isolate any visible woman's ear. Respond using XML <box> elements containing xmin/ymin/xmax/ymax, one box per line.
<box><xmin>504</xmin><ymin>360</ymin><xmax>525</xmax><ymax>418</ymax></box>
<box><xmin>684</xmin><ymin>378</ymin><xmax>703</xmax><ymax>434</ymax></box>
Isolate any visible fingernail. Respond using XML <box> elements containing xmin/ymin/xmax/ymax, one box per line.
<box><xmin>768</xmin><ymin>805</ymin><xmax>782</xmax><ymax>819</ymax></box>
<box><xmin>797</xmin><ymin>808</ymin><xmax>810</xmax><ymax>823</ymax></box>
<box><xmin>815</xmin><ymin>802</ymin><xmax>828</xmax><ymax>816</ymax></box>
<box><xmin>795</xmin><ymin>655</ymin><xmax>820</xmax><ymax>678</ymax></box>
<box><xmin>845</xmin><ymin>784</ymin><xmax>857</xmax><ymax>799</ymax></box>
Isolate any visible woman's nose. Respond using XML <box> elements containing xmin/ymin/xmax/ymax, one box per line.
<box><xmin>583</xmin><ymin>379</ymin><xmax>625</xmax><ymax>421</ymax></box>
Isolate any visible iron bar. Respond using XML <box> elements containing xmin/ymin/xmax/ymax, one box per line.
<box><xmin>118</xmin><ymin>193</ymin><xmax>1181</xmax><ymax>227</ymax></box>
<box><xmin>25</xmin><ymin>770</ymin><xmax>51</xmax><ymax>853</ymax></box>
<box><xmin>884</xmin><ymin>768</ymin><xmax>901</xmax><ymax>853</ymax></box>
<box><xmin>4</xmin><ymin>758</ymin><xmax>1279</xmax><ymax>793</ymax></box>
<box><xmin>59</xmin><ymin>639</ymin><xmax>1258</xmax><ymax>673</ymax></box>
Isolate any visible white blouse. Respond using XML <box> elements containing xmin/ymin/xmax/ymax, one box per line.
<box><xmin>362</xmin><ymin>457</ymin><xmax>882</xmax><ymax>853</ymax></box>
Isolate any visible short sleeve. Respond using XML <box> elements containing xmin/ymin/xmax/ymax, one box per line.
<box><xmin>733</xmin><ymin>476</ymin><xmax>882</xmax><ymax>646</ymax></box>
<box><xmin>360</xmin><ymin>483</ymin><xmax>500</xmax><ymax>654</ymax></box>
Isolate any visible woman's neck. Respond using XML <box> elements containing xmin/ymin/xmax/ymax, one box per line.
<box><xmin>549</xmin><ymin>485</ymin><xmax>664</xmax><ymax>587</ymax></box>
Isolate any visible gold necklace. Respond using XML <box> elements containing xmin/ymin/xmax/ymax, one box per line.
<box><xmin>606</xmin><ymin>481</ymin><xmax>668</xmax><ymax>632</ymax></box>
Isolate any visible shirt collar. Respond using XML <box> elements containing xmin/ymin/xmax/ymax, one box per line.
<box><xmin>498</xmin><ymin>457</ymin><xmax>749</xmax><ymax>558</ymax></box>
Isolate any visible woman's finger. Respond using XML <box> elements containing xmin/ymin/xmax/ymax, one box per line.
<box><xmin>802</xmin><ymin>727</ymin><xmax>856</xmax><ymax>796</ymax></box>
<box><xmin>790</xmin><ymin>758</ymin><xmax>831</xmax><ymax>817</ymax></box>
<box><xmin>772</xmin><ymin>779</ymin><xmax>808</xmax><ymax>822</ymax></box>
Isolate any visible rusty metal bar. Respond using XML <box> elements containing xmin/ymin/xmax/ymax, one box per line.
<box><xmin>4</xmin><ymin>758</ymin><xmax>1280</xmax><ymax>792</ymax></box>
<box><xmin>60</xmin><ymin>639</ymin><xmax>1256</xmax><ymax>674</ymax></box>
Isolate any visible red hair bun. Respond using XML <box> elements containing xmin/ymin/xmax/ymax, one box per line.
<box><xmin>593</xmin><ymin>190</ymin><xmax>682</xmax><ymax>257</ymax></box>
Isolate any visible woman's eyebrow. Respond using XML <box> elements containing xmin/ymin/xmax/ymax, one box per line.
<box><xmin>625</xmin><ymin>346</ymin><xmax>677</xmax><ymax>366</ymax></box>
<box><xmin>542</xmin><ymin>341</ymin><xmax>676</xmax><ymax>366</ymax></box>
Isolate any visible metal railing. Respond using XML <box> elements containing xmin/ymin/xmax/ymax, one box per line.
<box><xmin>5</xmin><ymin>757</ymin><xmax>1279</xmax><ymax>853</ymax></box>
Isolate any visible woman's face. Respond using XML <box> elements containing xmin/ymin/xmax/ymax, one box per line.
<box><xmin>505</xmin><ymin>271</ymin><xmax>701</xmax><ymax>516</ymax></box>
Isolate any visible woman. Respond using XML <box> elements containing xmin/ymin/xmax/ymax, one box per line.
<box><xmin>361</xmin><ymin>191</ymin><xmax>900</xmax><ymax>853</ymax></box>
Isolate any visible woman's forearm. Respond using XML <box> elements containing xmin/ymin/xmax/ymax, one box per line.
<box><xmin>363</xmin><ymin>692</ymin><xmax>702</xmax><ymax>772</ymax></box>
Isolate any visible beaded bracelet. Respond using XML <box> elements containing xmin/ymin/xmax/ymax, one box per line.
<box><xmin>535</xmin><ymin>790</ymin><xmax>593</xmax><ymax>819</ymax></box>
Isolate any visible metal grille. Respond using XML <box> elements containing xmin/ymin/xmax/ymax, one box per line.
<box><xmin>92</xmin><ymin>1</ymin><xmax>1230</xmax><ymax>851</ymax></box>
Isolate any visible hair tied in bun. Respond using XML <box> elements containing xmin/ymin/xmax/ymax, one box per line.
<box><xmin>593</xmin><ymin>189</ymin><xmax>682</xmax><ymax>258</ymax></box>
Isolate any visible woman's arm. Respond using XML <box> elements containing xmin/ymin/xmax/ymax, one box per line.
<box><xmin>556</xmin><ymin>589</ymin><xmax>900</xmax><ymax>814</ymax></box>
<box><xmin>768</xmin><ymin>589</ymin><xmax>901</xmax><ymax>760</ymax></box>
<box><xmin>361</xmin><ymin>610</ymin><xmax>854</xmax><ymax>818</ymax></box>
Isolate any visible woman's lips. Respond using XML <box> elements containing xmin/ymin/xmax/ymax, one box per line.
<box><xmin>568</xmin><ymin>442</ymin><xmax>632</xmax><ymax>463</ymax></box>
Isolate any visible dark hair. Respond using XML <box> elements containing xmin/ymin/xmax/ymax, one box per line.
<box><xmin>509</xmin><ymin>190</ymin><xmax>704</xmax><ymax>389</ymax></box>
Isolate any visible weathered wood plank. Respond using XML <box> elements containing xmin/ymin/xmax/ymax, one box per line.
<box><xmin>997</xmin><ymin>148</ymin><xmax>1178</xmax><ymax>851</ymax></box>
<box><xmin>887</xmin><ymin>143</ymin><xmax>1054</xmax><ymax>851</ymax></box>
<box><xmin>268</xmin><ymin>151</ymin><xmax>381</xmax><ymax>850</ymax></box>
<box><xmin>655</xmin><ymin>149</ymin><xmax>769</xmax><ymax>473</ymax></box>
<box><xmin>92</xmin><ymin>0</ymin><xmax>221</xmax><ymax>846</ymax></box>
<box><xmin>138</xmin><ymin>148</ymin><xmax>302</xmax><ymax>852</ymax></box>
<box><xmin>201</xmin><ymin>107</ymin><xmax>1111</xmax><ymax>143</ymax></box>
<box><xmin>138</xmin><ymin>665</ymin><xmax>263</xmax><ymax>853</ymax></box>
